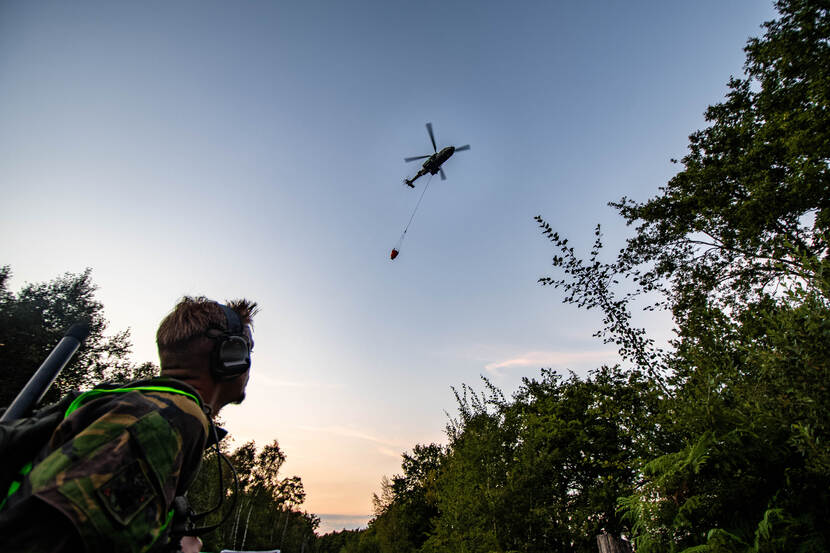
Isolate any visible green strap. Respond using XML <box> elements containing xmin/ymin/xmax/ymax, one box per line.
<box><xmin>64</xmin><ymin>386</ymin><xmax>201</xmax><ymax>418</ymax></box>
<box><xmin>0</xmin><ymin>462</ymin><xmax>33</xmax><ymax>510</ymax></box>
<box><xmin>147</xmin><ymin>508</ymin><xmax>177</xmax><ymax>549</ymax></box>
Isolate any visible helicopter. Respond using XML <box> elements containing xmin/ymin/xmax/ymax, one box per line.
<box><xmin>403</xmin><ymin>122</ymin><xmax>470</xmax><ymax>188</ymax></box>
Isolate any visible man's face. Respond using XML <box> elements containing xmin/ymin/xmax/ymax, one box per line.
<box><xmin>232</xmin><ymin>370</ymin><xmax>250</xmax><ymax>404</ymax></box>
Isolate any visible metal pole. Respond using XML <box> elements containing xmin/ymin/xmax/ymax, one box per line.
<box><xmin>1</xmin><ymin>322</ymin><xmax>89</xmax><ymax>422</ymax></box>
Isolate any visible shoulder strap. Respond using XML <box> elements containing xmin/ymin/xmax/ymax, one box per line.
<box><xmin>64</xmin><ymin>385</ymin><xmax>202</xmax><ymax>419</ymax></box>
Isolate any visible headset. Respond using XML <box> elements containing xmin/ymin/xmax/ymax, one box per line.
<box><xmin>207</xmin><ymin>303</ymin><xmax>252</xmax><ymax>381</ymax></box>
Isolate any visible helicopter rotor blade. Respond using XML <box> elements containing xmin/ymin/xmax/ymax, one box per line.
<box><xmin>439</xmin><ymin>168</ymin><xmax>446</xmax><ymax>181</ymax></box>
<box><xmin>454</xmin><ymin>144</ymin><xmax>470</xmax><ymax>152</ymax></box>
<box><xmin>404</xmin><ymin>155</ymin><xmax>431</xmax><ymax>162</ymax></box>
<box><xmin>426</xmin><ymin>122</ymin><xmax>437</xmax><ymax>153</ymax></box>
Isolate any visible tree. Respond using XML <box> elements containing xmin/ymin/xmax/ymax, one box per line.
<box><xmin>418</xmin><ymin>370</ymin><xmax>660</xmax><ymax>553</ymax></box>
<box><xmin>190</xmin><ymin>439</ymin><xmax>316</xmax><ymax>553</ymax></box>
<box><xmin>510</xmin><ymin>367</ymin><xmax>663</xmax><ymax>553</ymax></box>
<box><xmin>421</xmin><ymin>380</ymin><xmax>512</xmax><ymax>553</ymax></box>
<box><xmin>371</xmin><ymin>444</ymin><xmax>444</xmax><ymax>553</ymax></box>
<box><xmin>616</xmin><ymin>288</ymin><xmax>830</xmax><ymax>553</ymax></box>
<box><xmin>609</xmin><ymin>0</ymin><xmax>829</xmax><ymax>319</ymax></box>
<box><xmin>313</xmin><ymin>528</ymin><xmax>363</xmax><ymax>553</ymax></box>
<box><xmin>537</xmin><ymin>2</ymin><xmax>830</xmax><ymax>551</ymax></box>
<box><xmin>0</xmin><ymin>266</ymin><xmax>157</xmax><ymax>408</ymax></box>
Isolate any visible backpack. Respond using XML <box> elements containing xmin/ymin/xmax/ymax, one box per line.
<box><xmin>0</xmin><ymin>382</ymin><xmax>205</xmax><ymax>510</ymax></box>
<box><xmin>0</xmin><ymin>392</ymin><xmax>80</xmax><ymax>507</ymax></box>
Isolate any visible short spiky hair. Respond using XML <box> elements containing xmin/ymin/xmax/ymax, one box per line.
<box><xmin>157</xmin><ymin>296</ymin><xmax>259</xmax><ymax>349</ymax></box>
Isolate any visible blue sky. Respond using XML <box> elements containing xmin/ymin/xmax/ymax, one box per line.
<box><xmin>1</xmin><ymin>0</ymin><xmax>776</xmax><ymax>534</ymax></box>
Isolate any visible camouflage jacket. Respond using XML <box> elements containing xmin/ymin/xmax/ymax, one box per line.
<box><xmin>0</xmin><ymin>377</ymin><xmax>210</xmax><ymax>552</ymax></box>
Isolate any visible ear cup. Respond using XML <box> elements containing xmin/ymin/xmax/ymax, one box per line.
<box><xmin>217</xmin><ymin>336</ymin><xmax>250</xmax><ymax>373</ymax></box>
<box><xmin>210</xmin><ymin>304</ymin><xmax>251</xmax><ymax>381</ymax></box>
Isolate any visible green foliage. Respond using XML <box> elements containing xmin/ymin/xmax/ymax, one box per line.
<box><xmin>591</xmin><ymin>2</ymin><xmax>830</xmax><ymax>551</ymax></box>
<box><xmin>620</xmin><ymin>292</ymin><xmax>830</xmax><ymax>553</ymax></box>
<box><xmin>190</xmin><ymin>439</ymin><xmax>317</xmax><ymax>553</ymax></box>
<box><xmin>505</xmin><ymin>368</ymin><xmax>659</xmax><ymax>553</ymax></box>
<box><xmin>609</xmin><ymin>0</ymin><xmax>829</xmax><ymax>317</ymax></box>
<box><xmin>313</xmin><ymin>528</ymin><xmax>364</xmax><ymax>553</ymax></box>
<box><xmin>370</xmin><ymin>443</ymin><xmax>444</xmax><ymax>553</ymax></box>
<box><xmin>360</xmin><ymin>369</ymin><xmax>656</xmax><ymax>553</ymax></box>
<box><xmin>339</xmin><ymin>525</ymin><xmax>382</xmax><ymax>553</ymax></box>
<box><xmin>0</xmin><ymin>265</ymin><xmax>157</xmax><ymax>408</ymax></box>
<box><xmin>534</xmin><ymin>221</ymin><xmax>669</xmax><ymax>387</ymax></box>
<box><xmin>424</xmin><ymin>383</ymin><xmax>507</xmax><ymax>553</ymax></box>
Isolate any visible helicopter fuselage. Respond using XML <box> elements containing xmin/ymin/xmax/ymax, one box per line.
<box><xmin>422</xmin><ymin>146</ymin><xmax>455</xmax><ymax>174</ymax></box>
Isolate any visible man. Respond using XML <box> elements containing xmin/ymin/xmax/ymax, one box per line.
<box><xmin>0</xmin><ymin>296</ymin><xmax>258</xmax><ymax>552</ymax></box>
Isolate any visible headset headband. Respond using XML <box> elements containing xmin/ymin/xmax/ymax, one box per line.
<box><xmin>216</xmin><ymin>303</ymin><xmax>243</xmax><ymax>337</ymax></box>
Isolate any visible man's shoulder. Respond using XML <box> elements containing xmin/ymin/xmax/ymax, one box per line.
<box><xmin>110</xmin><ymin>377</ymin><xmax>211</xmax><ymax>440</ymax></box>
<box><xmin>58</xmin><ymin>378</ymin><xmax>210</xmax><ymax>450</ymax></box>
<box><xmin>141</xmin><ymin>381</ymin><xmax>210</xmax><ymax>437</ymax></box>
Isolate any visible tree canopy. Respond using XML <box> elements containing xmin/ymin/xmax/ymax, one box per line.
<box><xmin>189</xmin><ymin>439</ymin><xmax>318</xmax><ymax>553</ymax></box>
<box><xmin>611</xmin><ymin>0</ymin><xmax>829</xmax><ymax>316</ymax></box>
<box><xmin>0</xmin><ymin>266</ymin><xmax>157</xmax><ymax>408</ymax></box>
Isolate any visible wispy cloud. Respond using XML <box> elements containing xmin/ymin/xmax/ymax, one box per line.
<box><xmin>376</xmin><ymin>446</ymin><xmax>403</xmax><ymax>459</ymax></box>
<box><xmin>255</xmin><ymin>374</ymin><xmax>338</xmax><ymax>389</ymax></box>
<box><xmin>298</xmin><ymin>425</ymin><xmax>405</xmax><ymax>459</ymax></box>
<box><xmin>484</xmin><ymin>350</ymin><xmax>617</xmax><ymax>376</ymax></box>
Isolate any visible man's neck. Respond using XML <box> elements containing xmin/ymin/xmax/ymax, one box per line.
<box><xmin>160</xmin><ymin>370</ymin><xmax>222</xmax><ymax>415</ymax></box>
